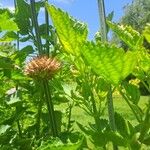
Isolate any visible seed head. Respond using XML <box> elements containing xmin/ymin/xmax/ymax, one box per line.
<box><xmin>24</xmin><ymin>56</ymin><xmax>61</xmax><ymax>80</ymax></box>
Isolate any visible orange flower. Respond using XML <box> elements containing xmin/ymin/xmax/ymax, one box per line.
<box><xmin>24</xmin><ymin>56</ymin><xmax>61</xmax><ymax>80</ymax></box>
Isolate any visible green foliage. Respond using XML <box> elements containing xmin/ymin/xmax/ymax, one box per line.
<box><xmin>46</xmin><ymin>4</ymin><xmax>88</xmax><ymax>56</ymax></box>
<box><xmin>0</xmin><ymin>11</ymin><xmax>18</xmax><ymax>31</ymax></box>
<box><xmin>81</xmin><ymin>41</ymin><xmax>137</xmax><ymax>85</ymax></box>
<box><xmin>143</xmin><ymin>23</ymin><xmax>150</xmax><ymax>43</ymax></box>
<box><xmin>0</xmin><ymin>1</ymin><xmax>150</xmax><ymax>150</ymax></box>
<box><xmin>123</xmin><ymin>82</ymin><xmax>140</xmax><ymax>105</ymax></box>
<box><xmin>120</xmin><ymin>0</ymin><xmax>150</xmax><ymax>32</ymax></box>
<box><xmin>15</xmin><ymin>0</ymin><xmax>31</xmax><ymax>35</ymax></box>
<box><xmin>37</xmin><ymin>133</ymin><xmax>84</xmax><ymax>150</ymax></box>
<box><xmin>107</xmin><ymin>21</ymin><xmax>143</xmax><ymax>49</ymax></box>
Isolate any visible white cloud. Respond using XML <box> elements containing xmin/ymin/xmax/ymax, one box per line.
<box><xmin>7</xmin><ymin>6</ymin><xmax>15</xmax><ymax>12</ymax></box>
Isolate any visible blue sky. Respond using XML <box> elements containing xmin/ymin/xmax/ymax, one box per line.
<box><xmin>0</xmin><ymin>0</ymin><xmax>132</xmax><ymax>39</ymax></box>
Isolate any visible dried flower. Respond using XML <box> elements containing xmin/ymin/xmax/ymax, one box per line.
<box><xmin>24</xmin><ymin>56</ymin><xmax>60</xmax><ymax>80</ymax></box>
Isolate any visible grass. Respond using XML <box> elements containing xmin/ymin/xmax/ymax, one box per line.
<box><xmin>56</xmin><ymin>96</ymin><xmax>150</xmax><ymax>149</ymax></box>
<box><xmin>69</xmin><ymin>96</ymin><xmax>149</xmax><ymax>127</ymax></box>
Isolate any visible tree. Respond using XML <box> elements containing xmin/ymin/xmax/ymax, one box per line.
<box><xmin>121</xmin><ymin>0</ymin><xmax>150</xmax><ymax>32</ymax></box>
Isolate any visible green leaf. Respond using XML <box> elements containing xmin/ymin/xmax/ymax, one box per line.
<box><xmin>143</xmin><ymin>135</ymin><xmax>150</xmax><ymax>145</ymax></box>
<box><xmin>0</xmin><ymin>125</ymin><xmax>10</xmax><ymax>135</ymax></box>
<box><xmin>37</xmin><ymin>136</ymin><xmax>84</xmax><ymax>150</ymax></box>
<box><xmin>46</xmin><ymin>3</ymin><xmax>88</xmax><ymax>56</ymax></box>
<box><xmin>107</xmin><ymin>21</ymin><xmax>143</xmax><ymax>49</ymax></box>
<box><xmin>143</xmin><ymin>23</ymin><xmax>150</xmax><ymax>43</ymax></box>
<box><xmin>13</xmin><ymin>45</ymin><xmax>34</xmax><ymax>64</ymax></box>
<box><xmin>0</xmin><ymin>31</ymin><xmax>18</xmax><ymax>42</ymax></box>
<box><xmin>82</xmin><ymin>42</ymin><xmax>137</xmax><ymax>85</ymax></box>
<box><xmin>6</xmin><ymin>95</ymin><xmax>22</xmax><ymax>107</ymax></box>
<box><xmin>15</xmin><ymin>0</ymin><xmax>31</xmax><ymax>35</ymax></box>
<box><xmin>115</xmin><ymin>112</ymin><xmax>129</xmax><ymax>138</ymax></box>
<box><xmin>123</xmin><ymin>82</ymin><xmax>140</xmax><ymax>105</ymax></box>
<box><xmin>0</xmin><ymin>57</ymin><xmax>13</xmax><ymax>69</ymax></box>
<box><xmin>105</xmin><ymin>131</ymin><xmax>127</xmax><ymax>146</ymax></box>
<box><xmin>0</xmin><ymin>12</ymin><xmax>19</xmax><ymax>31</ymax></box>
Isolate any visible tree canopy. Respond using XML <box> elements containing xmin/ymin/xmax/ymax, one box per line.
<box><xmin>121</xmin><ymin>0</ymin><xmax>150</xmax><ymax>32</ymax></box>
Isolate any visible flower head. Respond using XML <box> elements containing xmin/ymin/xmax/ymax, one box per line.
<box><xmin>24</xmin><ymin>56</ymin><xmax>61</xmax><ymax>80</ymax></box>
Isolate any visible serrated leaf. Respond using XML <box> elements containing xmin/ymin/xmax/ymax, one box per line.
<box><xmin>107</xmin><ymin>21</ymin><xmax>143</xmax><ymax>49</ymax></box>
<box><xmin>46</xmin><ymin>3</ymin><xmax>88</xmax><ymax>56</ymax></box>
<box><xmin>82</xmin><ymin>42</ymin><xmax>137</xmax><ymax>85</ymax></box>
<box><xmin>143</xmin><ymin>23</ymin><xmax>150</xmax><ymax>43</ymax></box>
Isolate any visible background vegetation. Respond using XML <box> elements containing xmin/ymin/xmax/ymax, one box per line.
<box><xmin>0</xmin><ymin>0</ymin><xmax>150</xmax><ymax>150</ymax></box>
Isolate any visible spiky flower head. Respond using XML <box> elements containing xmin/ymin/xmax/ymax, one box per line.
<box><xmin>24</xmin><ymin>56</ymin><xmax>61</xmax><ymax>80</ymax></box>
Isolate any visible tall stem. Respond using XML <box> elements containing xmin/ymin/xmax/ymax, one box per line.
<box><xmin>45</xmin><ymin>0</ymin><xmax>50</xmax><ymax>56</ymax></box>
<box><xmin>97</xmin><ymin>0</ymin><xmax>107</xmax><ymax>41</ymax></box>
<box><xmin>66</xmin><ymin>103</ymin><xmax>73</xmax><ymax>133</ymax></box>
<box><xmin>107</xmin><ymin>85</ymin><xmax>116</xmax><ymax>131</ymax></box>
<box><xmin>30</xmin><ymin>0</ymin><xmax>43</xmax><ymax>55</ymax></box>
<box><xmin>42</xmin><ymin>79</ymin><xmax>58</xmax><ymax>137</ymax></box>
<box><xmin>17</xmin><ymin>120</ymin><xmax>22</xmax><ymax>138</ymax></box>
<box><xmin>97</xmin><ymin>1</ymin><xmax>117</xmax><ymax>149</ymax></box>
<box><xmin>36</xmin><ymin>98</ymin><xmax>43</xmax><ymax>139</ymax></box>
<box><xmin>14</xmin><ymin>0</ymin><xmax>19</xmax><ymax>50</ymax></box>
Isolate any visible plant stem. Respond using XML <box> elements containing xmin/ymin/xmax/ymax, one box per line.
<box><xmin>17</xmin><ymin>120</ymin><xmax>22</xmax><ymax>138</ymax></box>
<box><xmin>36</xmin><ymin>98</ymin><xmax>43</xmax><ymax>139</ymax></box>
<box><xmin>139</xmin><ymin>100</ymin><xmax>150</xmax><ymax>142</ymax></box>
<box><xmin>107</xmin><ymin>86</ymin><xmax>116</xmax><ymax>131</ymax></box>
<box><xmin>91</xmin><ymin>91</ymin><xmax>101</xmax><ymax>131</ymax></box>
<box><xmin>42</xmin><ymin>79</ymin><xmax>58</xmax><ymax>137</ymax></box>
<box><xmin>97</xmin><ymin>0</ymin><xmax>107</xmax><ymax>41</ymax></box>
<box><xmin>97</xmin><ymin>0</ymin><xmax>117</xmax><ymax>149</ymax></box>
<box><xmin>66</xmin><ymin>103</ymin><xmax>73</xmax><ymax>133</ymax></box>
<box><xmin>30</xmin><ymin>0</ymin><xmax>43</xmax><ymax>55</ymax></box>
<box><xmin>107</xmin><ymin>86</ymin><xmax>118</xmax><ymax>150</ymax></box>
<box><xmin>45</xmin><ymin>0</ymin><xmax>50</xmax><ymax>56</ymax></box>
<box><xmin>14</xmin><ymin>0</ymin><xmax>20</xmax><ymax>50</ymax></box>
<box><xmin>142</xmin><ymin>81</ymin><xmax>150</xmax><ymax>93</ymax></box>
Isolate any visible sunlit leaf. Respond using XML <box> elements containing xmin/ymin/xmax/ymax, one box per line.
<box><xmin>6</xmin><ymin>96</ymin><xmax>22</xmax><ymax>107</ymax></box>
<box><xmin>107</xmin><ymin>21</ymin><xmax>143</xmax><ymax>49</ymax></box>
<box><xmin>46</xmin><ymin>3</ymin><xmax>88</xmax><ymax>56</ymax></box>
<box><xmin>0</xmin><ymin>125</ymin><xmax>10</xmax><ymax>135</ymax></box>
<box><xmin>37</xmin><ymin>134</ymin><xmax>84</xmax><ymax>150</ymax></box>
<box><xmin>0</xmin><ymin>12</ymin><xmax>18</xmax><ymax>31</ymax></box>
<box><xmin>82</xmin><ymin>42</ymin><xmax>137</xmax><ymax>85</ymax></box>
